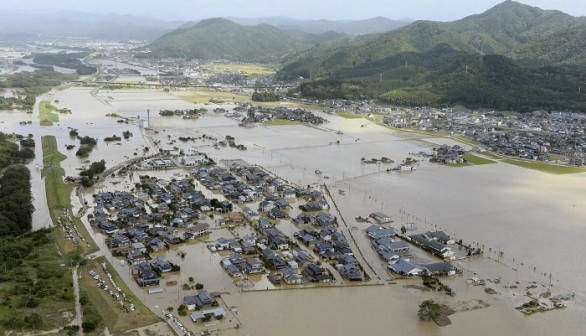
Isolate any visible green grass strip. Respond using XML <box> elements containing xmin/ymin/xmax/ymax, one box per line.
<box><xmin>337</xmin><ymin>112</ymin><xmax>363</xmax><ymax>119</ymax></box>
<box><xmin>502</xmin><ymin>159</ymin><xmax>586</xmax><ymax>174</ymax></box>
<box><xmin>39</xmin><ymin>100</ymin><xmax>59</xmax><ymax>125</ymax></box>
<box><xmin>463</xmin><ymin>153</ymin><xmax>497</xmax><ymax>165</ymax></box>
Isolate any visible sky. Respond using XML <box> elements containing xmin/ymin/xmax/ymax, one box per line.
<box><xmin>5</xmin><ymin>0</ymin><xmax>586</xmax><ymax>21</ymax></box>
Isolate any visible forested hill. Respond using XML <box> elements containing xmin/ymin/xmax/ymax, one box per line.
<box><xmin>509</xmin><ymin>21</ymin><xmax>586</xmax><ymax>68</ymax></box>
<box><xmin>279</xmin><ymin>1</ymin><xmax>586</xmax><ymax>111</ymax></box>
<box><xmin>280</xmin><ymin>1</ymin><xmax>584</xmax><ymax>79</ymax></box>
<box><xmin>140</xmin><ymin>18</ymin><xmax>345</xmax><ymax>63</ymax></box>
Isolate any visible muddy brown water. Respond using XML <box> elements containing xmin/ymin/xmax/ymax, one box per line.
<box><xmin>5</xmin><ymin>86</ymin><xmax>584</xmax><ymax>335</ymax></box>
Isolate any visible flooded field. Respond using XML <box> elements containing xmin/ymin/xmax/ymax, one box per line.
<box><xmin>7</xmin><ymin>85</ymin><xmax>585</xmax><ymax>335</ymax></box>
<box><xmin>136</xmin><ymin>104</ymin><xmax>586</xmax><ymax>335</ymax></box>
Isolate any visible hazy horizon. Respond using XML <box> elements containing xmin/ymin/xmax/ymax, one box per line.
<box><xmin>4</xmin><ymin>0</ymin><xmax>586</xmax><ymax>22</ymax></box>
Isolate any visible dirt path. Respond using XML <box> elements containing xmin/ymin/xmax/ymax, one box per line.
<box><xmin>72</xmin><ymin>266</ymin><xmax>84</xmax><ymax>335</ymax></box>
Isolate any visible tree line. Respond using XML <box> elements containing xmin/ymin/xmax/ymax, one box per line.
<box><xmin>0</xmin><ymin>165</ymin><xmax>33</xmax><ymax>236</ymax></box>
<box><xmin>0</xmin><ymin>70</ymin><xmax>78</xmax><ymax>111</ymax></box>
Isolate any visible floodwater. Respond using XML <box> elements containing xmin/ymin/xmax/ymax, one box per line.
<box><xmin>182</xmin><ymin>111</ymin><xmax>586</xmax><ymax>296</ymax></box>
<box><xmin>135</xmin><ymin>108</ymin><xmax>586</xmax><ymax>335</ymax></box>
<box><xmin>0</xmin><ymin>87</ymin><xmax>159</xmax><ymax>229</ymax></box>
<box><xmin>6</xmin><ymin>85</ymin><xmax>586</xmax><ymax>335</ymax></box>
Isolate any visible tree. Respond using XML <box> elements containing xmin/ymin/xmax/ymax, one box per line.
<box><xmin>178</xmin><ymin>304</ymin><xmax>188</xmax><ymax>316</ymax></box>
<box><xmin>418</xmin><ymin>299</ymin><xmax>441</xmax><ymax>321</ymax></box>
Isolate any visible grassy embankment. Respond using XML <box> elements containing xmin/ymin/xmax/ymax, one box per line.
<box><xmin>39</xmin><ymin>100</ymin><xmax>60</xmax><ymax>126</ymax></box>
<box><xmin>450</xmin><ymin>153</ymin><xmax>498</xmax><ymax>167</ymax></box>
<box><xmin>501</xmin><ymin>158</ymin><xmax>586</xmax><ymax>174</ymax></box>
<box><xmin>476</xmin><ymin>151</ymin><xmax>502</xmax><ymax>160</ymax></box>
<box><xmin>264</xmin><ymin>119</ymin><xmax>306</xmax><ymax>126</ymax></box>
<box><xmin>337</xmin><ymin>112</ymin><xmax>363</xmax><ymax>119</ymax></box>
<box><xmin>80</xmin><ymin>257</ymin><xmax>160</xmax><ymax>333</ymax></box>
<box><xmin>41</xmin><ymin>135</ymin><xmax>97</xmax><ymax>255</ymax></box>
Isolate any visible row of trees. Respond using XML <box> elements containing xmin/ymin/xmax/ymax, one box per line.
<box><xmin>79</xmin><ymin>160</ymin><xmax>107</xmax><ymax>187</ymax></box>
<box><xmin>0</xmin><ymin>132</ymin><xmax>35</xmax><ymax>168</ymax></box>
<box><xmin>32</xmin><ymin>52</ymin><xmax>97</xmax><ymax>75</ymax></box>
<box><xmin>252</xmin><ymin>91</ymin><xmax>280</xmax><ymax>102</ymax></box>
<box><xmin>0</xmin><ymin>165</ymin><xmax>33</xmax><ymax>236</ymax></box>
<box><xmin>0</xmin><ymin>70</ymin><xmax>78</xmax><ymax>111</ymax></box>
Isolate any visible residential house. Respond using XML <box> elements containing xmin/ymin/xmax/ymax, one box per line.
<box><xmin>426</xmin><ymin>231</ymin><xmax>455</xmax><ymax>245</ymax></box>
<box><xmin>256</xmin><ymin>218</ymin><xmax>272</xmax><ymax>230</ymax></box>
<box><xmin>220</xmin><ymin>260</ymin><xmax>242</xmax><ymax>277</ymax></box>
<box><xmin>409</xmin><ymin>234</ymin><xmax>455</xmax><ymax>260</ymax></box>
<box><xmin>303</xmin><ymin>263</ymin><xmax>332</xmax><ymax>282</ymax></box>
<box><xmin>422</xmin><ymin>262</ymin><xmax>456</xmax><ymax>276</ymax></box>
<box><xmin>190</xmin><ymin>223</ymin><xmax>211</xmax><ymax>237</ymax></box>
<box><xmin>281</xmin><ymin>267</ymin><xmax>303</xmax><ymax>284</ymax></box>
<box><xmin>190</xmin><ymin>308</ymin><xmax>226</xmax><ymax>322</ymax></box>
<box><xmin>370</xmin><ymin>212</ymin><xmax>392</xmax><ymax>223</ymax></box>
<box><xmin>387</xmin><ymin>260</ymin><xmax>423</xmax><ymax>276</ymax></box>
<box><xmin>127</xmin><ymin>248</ymin><xmax>147</xmax><ymax>264</ymax></box>
<box><xmin>135</xmin><ymin>266</ymin><xmax>160</xmax><ymax>286</ymax></box>
<box><xmin>183</xmin><ymin>290</ymin><xmax>213</xmax><ymax>310</ymax></box>
<box><xmin>267</xmin><ymin>272</ymin><xmax>281</xmax><ymax>285</ymax></box>
<box><xmin>366</xmin><ymin>225</ymin><xmax>396</xmax><ymax>240</ymax></box>
<box><xmin>244</xmin><ymin>258</ymin><xmax>265</xmax><ymax>274</ymax></box>
<box><xmin>151</xmin><ymin>258</ymin><xmax>173</xmax><ymax>273</ymax></box>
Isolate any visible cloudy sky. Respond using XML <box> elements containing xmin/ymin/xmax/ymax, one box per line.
<box><xmin>5</xmin><ymin>0</ymin><xmax>586</xmax><ymax>21</ymax></box>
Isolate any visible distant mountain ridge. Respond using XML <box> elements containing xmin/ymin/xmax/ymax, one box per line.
<box><xmin>227</xmin><ymin>16</ymin><xmax>410</xmax><ymax>35</ymax></box>
<box><xmin>142</xmin><ymin>18</ymin><xmax>345</xmax><ymax>62</ymax></box>
<box><xmin>0</xmin><ymin>11</ymin><xmax>181</xmax><ymax>41</ymax></box>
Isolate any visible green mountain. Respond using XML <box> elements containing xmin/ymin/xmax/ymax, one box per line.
<box><xmin>141</xmin><ymin>18</ymin><xmax>344</xmax><ymax>62</ymax></box>
<box><xmin>279</xmin><ymin>1</ymin><xmax>586</xmax><ymax>111</ymax></box>
<box><xmin>298</xmin><ymin>44</ymin><xmax>586</xmax><ymax>112</ymax></box>
<box><xmin>509</xmin><ymin>21</ymin><xmax>586</xmax><ymax>67</ymax></box>
<box><xmin>281</xmin><ymin>1</ymin><xmax>582</xmax><ymax>79</ymax></box>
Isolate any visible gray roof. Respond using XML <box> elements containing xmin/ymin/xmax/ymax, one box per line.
<box><xmin>388</xmin><ymin>260</ymin><xmax>422</xmax><ymax>275</ymax></box>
